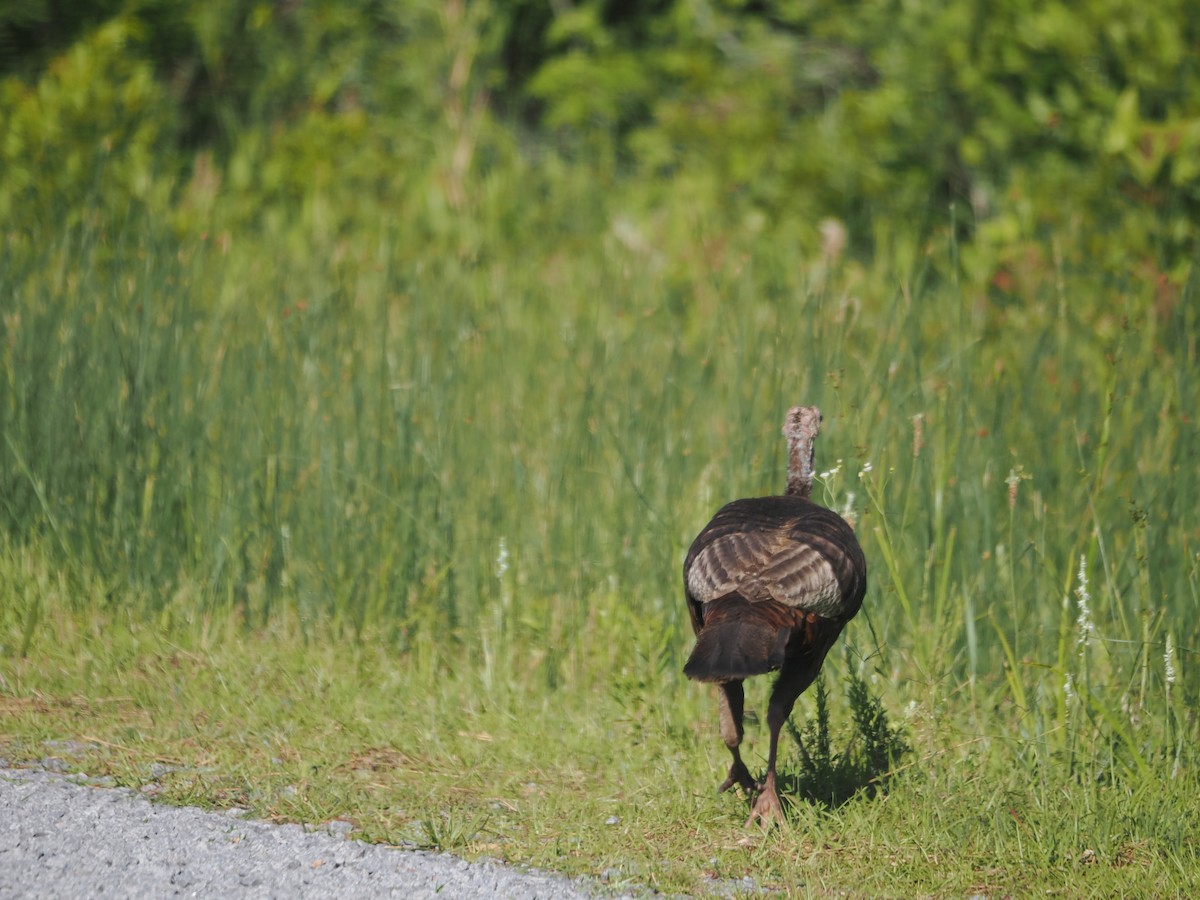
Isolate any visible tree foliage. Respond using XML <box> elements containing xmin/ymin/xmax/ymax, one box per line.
<box><xmin>2</xmin><ymin>0</ymin><xmax>1197</xmax><ymax>277</ymax></box>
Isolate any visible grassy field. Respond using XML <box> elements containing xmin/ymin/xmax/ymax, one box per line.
<box><xmin>2</xmin><ymin>200</ymin><xmax>1198</xmax><ymax>895</ymax></box>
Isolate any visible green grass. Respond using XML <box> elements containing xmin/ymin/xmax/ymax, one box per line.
<box><xmin>2</xmin><ymin>195</ymin><xmax>1199</xmax><ymax>895</ymax></box>
<box><xmin>2</xmin><ymin>576</ymin><xmax>1196</xmax><ymax>896</ymax></box>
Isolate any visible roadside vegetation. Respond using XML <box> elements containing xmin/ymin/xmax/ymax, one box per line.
<box><xmin>2</xmin><ymin>1</ymin><xmax>1198</xmax><ymax>894</ymax></box>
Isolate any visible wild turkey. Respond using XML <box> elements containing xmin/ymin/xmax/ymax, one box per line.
<box><xmin>683</xmin><ymin>406</ymin><xmax>867</xmax><ymax>826</ymax></box>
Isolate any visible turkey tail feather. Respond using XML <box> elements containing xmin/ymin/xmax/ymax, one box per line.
<box><xmin>683</xmin><ymin>594</ymin><xmax>795</xmax><ymax>683</ymax></box>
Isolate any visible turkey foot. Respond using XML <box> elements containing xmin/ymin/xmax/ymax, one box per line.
<box><xmin>745</xmin><ymin>773</ymin><xmax>786</xmax><ymax>827</ymax></box>
<box><xmin>718</xmin><ymin>759</ymin><xmax>755</xmax><ymax>795</ymax></box>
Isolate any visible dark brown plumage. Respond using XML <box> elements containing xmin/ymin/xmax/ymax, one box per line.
<box><xmin>683</xmin><ymin>406</ymin><xmax>866</xmax><ymax>826</ymax></box>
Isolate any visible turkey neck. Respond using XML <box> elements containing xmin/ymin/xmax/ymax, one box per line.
<box><xmin>785</xmin><ymin>422</ymin><xmax>817</xmax><ymax>499</ymax></box>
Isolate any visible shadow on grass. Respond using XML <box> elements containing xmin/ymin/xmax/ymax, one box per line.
<box><xmin>779</xmin><ymin>664</ymin><xmax>910</xmax><ymax>810</ymax></box>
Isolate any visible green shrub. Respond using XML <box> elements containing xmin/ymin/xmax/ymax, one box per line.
<box><xmin>0</xmin><ymin>17</ymin><xmax>178</xmax><ymax>231</ymax></box>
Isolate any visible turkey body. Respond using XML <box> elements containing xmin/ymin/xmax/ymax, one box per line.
<box><xmin>684</xmin><ymin>495</ymin><xmax>865</xmax><ymax>682</ymax></box>
<box><xmin>683</xmin><ymin>492</ymin><xmax>866</xmax><ymax>824</ymax></box>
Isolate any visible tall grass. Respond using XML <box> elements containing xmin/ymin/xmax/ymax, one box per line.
<box><xmin>5</xmin><ymin>194</ymin><xmax>1198</xmax><ymax>692</ymax></box>
<box><xmin>2</xmin><ymin>179</ymin><xmax>1198</xmax><ymax>890</ymax></box>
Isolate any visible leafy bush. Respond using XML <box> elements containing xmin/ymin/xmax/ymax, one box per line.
<box><xmin>0</xmin><ymin>17</ymin><xmax>178</xmax><ymax>230</ymax></box>
<box><xmin>525</xmin><ymin>0</ymin><xmax>1200</xmax><ymax>276</ymax></box>
<box><xmin>5</xmin><ymin>1</ymin><xmax>1197</xmax><ymax>280</ymax></box>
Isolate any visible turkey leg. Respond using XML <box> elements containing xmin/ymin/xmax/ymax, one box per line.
<box><xmin>717</xmin><ymin>680</ymin><xmax>755</xmax><ymax>794</ymax></box>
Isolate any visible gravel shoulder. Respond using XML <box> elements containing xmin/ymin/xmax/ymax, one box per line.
<box><xmin>0</xmin><ymin>762</ymin><xmax>608</xmax><ymax>899</ymax></box>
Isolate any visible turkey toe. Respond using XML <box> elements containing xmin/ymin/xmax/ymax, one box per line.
<box><xmin>718</xmin><ymin>760</ymin><xmax>755</xmax><ymax>795</ymax></box>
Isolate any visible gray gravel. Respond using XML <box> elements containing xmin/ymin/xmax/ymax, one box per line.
<box><xmin>0</xmin><ymin>763</ymin><xmax>611</xmax><ymax>899</ymax></box>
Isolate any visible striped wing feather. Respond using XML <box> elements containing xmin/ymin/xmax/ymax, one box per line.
<box><xmin>685</xmin><ymin>495</ymin><xmax>866</xmax><ymax>625</ymax></box>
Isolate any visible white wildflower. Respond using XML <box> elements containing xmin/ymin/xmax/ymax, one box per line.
<box><xmin>858</xmin><ymin>461</ymin><xmax>873</xmax><ymax>478</ymax></box>
<box><xmin>496</xmin><ymin>537</ymin><xmax>509</xmax><ymax>580</ymax></box>
<box><xmin>1165</xmin><ymin>633</ymin><xmax>1176</xmax><ymax>686</ymax></box>
<box><xmin>1074</xmin><ymin>555</ymin><xmax>1093</xmax><ymax>649</ymax></box>
<box><xmin>1064</xmin><ymin>672</ymin><xmax>1075</xmax><ymax>705</ymax></box>
<box><xmin>819</xmin><ymin>459</ymin><xmax>843</xmax><ymax>480</ymax></box>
